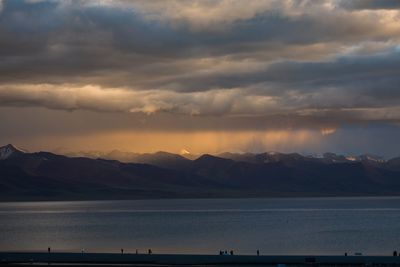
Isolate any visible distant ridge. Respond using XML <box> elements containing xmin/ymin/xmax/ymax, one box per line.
<box><xmin>1</xmin><ymin>144</ymin><xmax>400</xmax><ymax>201</ymax></box>
<box><xmin>64</xmin><ymin>149</ymin><xmax>394</xmax><ymax>167</ymax></box>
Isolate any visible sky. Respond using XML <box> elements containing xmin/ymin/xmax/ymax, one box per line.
<box><xmin>1</xmin><ymin>0</ymin><xmax>400</xmax><ymax>157</ymax></box>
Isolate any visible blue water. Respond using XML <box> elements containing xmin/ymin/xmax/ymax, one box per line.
<box><xmin>0</xmin><ymin>197</ymin><xmax>400</xmax><ymax>255</ymax></box>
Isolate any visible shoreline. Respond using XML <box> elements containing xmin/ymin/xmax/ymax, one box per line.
<box><xmin>2</xmin><ymin>252</ymin><xmax>400</xmax><ymax>266</ymax></box>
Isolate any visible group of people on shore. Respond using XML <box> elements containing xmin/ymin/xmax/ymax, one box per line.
<box><xmin>219</xmin><ymin>250</ymin><xmax>234</xmax><ymax>255</ymax></box>
<box><xmin>219</xmin><ymin>250</ymin><xmax>260</xmax><ymax>256</ymax></box>
<box><xmin>48</xmin><ymin>247</ymin><xmax>264</xmax><ymax>256</ymax></box>
<box><xmin>121</xmin><ymin>249</ymin><xmax>149</xmax><ymax>254</ymax></box>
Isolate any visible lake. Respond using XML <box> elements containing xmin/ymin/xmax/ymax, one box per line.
<box><xmin>1</xmin><ymin>197</ymin><xmax>400</xmax><ymax>255</ymax></box>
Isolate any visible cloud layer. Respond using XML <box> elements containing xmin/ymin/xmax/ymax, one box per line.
<box><xmin>1</xmin><ymin>0</ymin><xmax>400</xmax><ymax>155</ymax></box>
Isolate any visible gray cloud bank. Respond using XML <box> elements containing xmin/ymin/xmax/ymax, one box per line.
<box><xmin>1</xmin><ymin>0</ymin><xmax>400</xmax><ymax>126</ymax></box>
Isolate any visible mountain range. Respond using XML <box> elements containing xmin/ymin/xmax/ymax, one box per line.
<box><xmin>1</xmin><ymin>144</ymin><xmax>400</xmax><ymax>201</ymax></box>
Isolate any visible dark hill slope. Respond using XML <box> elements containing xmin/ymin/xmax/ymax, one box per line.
<box><xmin>1</xmin><ymin>146</ymin><xmax>400</xmax><ymax>201</ymax></box>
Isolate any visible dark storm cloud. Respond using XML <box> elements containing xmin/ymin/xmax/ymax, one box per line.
<box><xmin>0</xmin><ymin>0</ymin><xmax>396</xmax><ymax>84</ymax></box>
<box><xmin>338</xmin><ymin>0</ymin><xmax>400</xmax><ymax>10</ymax></box>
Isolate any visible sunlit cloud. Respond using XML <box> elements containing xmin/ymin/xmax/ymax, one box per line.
<box><xmin>2</xmin><ymin>82</ymin><xmax>400</xmax><ymax>123</ymax></box>
<box><xmin>321</xmin><ymin>128</ymin><xmax>336</xmax><ymax>136</ymax></box>
<box><xmin>0</xmin><ymin>84</ymin><xmax>280</xmax><ymax>115</ymax></box>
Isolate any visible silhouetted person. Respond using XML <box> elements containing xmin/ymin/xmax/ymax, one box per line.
<box><xmin>48</xmin><ymin>247</ymin><xmax>51</xmax><ymax>254</ymax></box>
<box><xmin>224</xmin><ymin>250</ymin><xmax>227</xmax><ymax>255</ymax></box>
<box><xmin>257</xmin><ymin>250</ymin><xmax>260</xmax><ymax>256</ymax></box>
<box><xmin>136</xmin><ymin>249</ymin><xmax>138</xmax><ymax>254</ymax></box>
<box><xmin>345</xmin><ymin>252</ymin><xmax>348</xmax><ymax>256</ymax></box>
<box><xmin>121</xmin><ymin>249</ymin><xmax>124</xmax><ymax>254</ymax></box>
<box><xmin>230</xmin><ymin>250</ymin><xmax>234</xmax><ymax>255</ymax></box>
<box><xmin>394</xmin><ymin>251</ymin><xmax>398</xmax><ymax>257</ymax></box>
<box><xmin>148</xmin><ymin>249</ymin><xmax>152</xmax><ymax>254</ymax></box>
<box><xmin>219</xmin><ymin>250</ymin><xmax>223</xmax><ymax>255</ymax></box>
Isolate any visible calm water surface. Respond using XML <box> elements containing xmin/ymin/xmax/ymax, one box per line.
<box><xmin>1</xmin><ymin>197</ymin><xmax>400</xmax><ymax>255</ymax></box>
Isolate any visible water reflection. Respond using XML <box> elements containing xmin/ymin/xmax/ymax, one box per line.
<box><xmin>0</xmin><ymin>197</ymin><xmax>400</xmax><ymax>255</ymax></box>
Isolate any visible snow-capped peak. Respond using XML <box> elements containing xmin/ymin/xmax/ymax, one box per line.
<box><xmin>0</xmin><ymin>144</ymin><xmax>27</xmax><ymax>160</ymax></box>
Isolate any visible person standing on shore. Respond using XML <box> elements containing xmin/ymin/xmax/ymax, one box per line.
<box><xmin>257</xmin><ymin>250</ymin><xmax>260</xmax><ymax>256</ymax></box>
<box><xmin>121</xmin><ymin>249</ymin><xmax>124</xmax><ymax>254</ymax></box>
<box><xmin>48</xmin><ymin>247</ymin><xmax>51</xmax><ymax>254</ymax></box>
